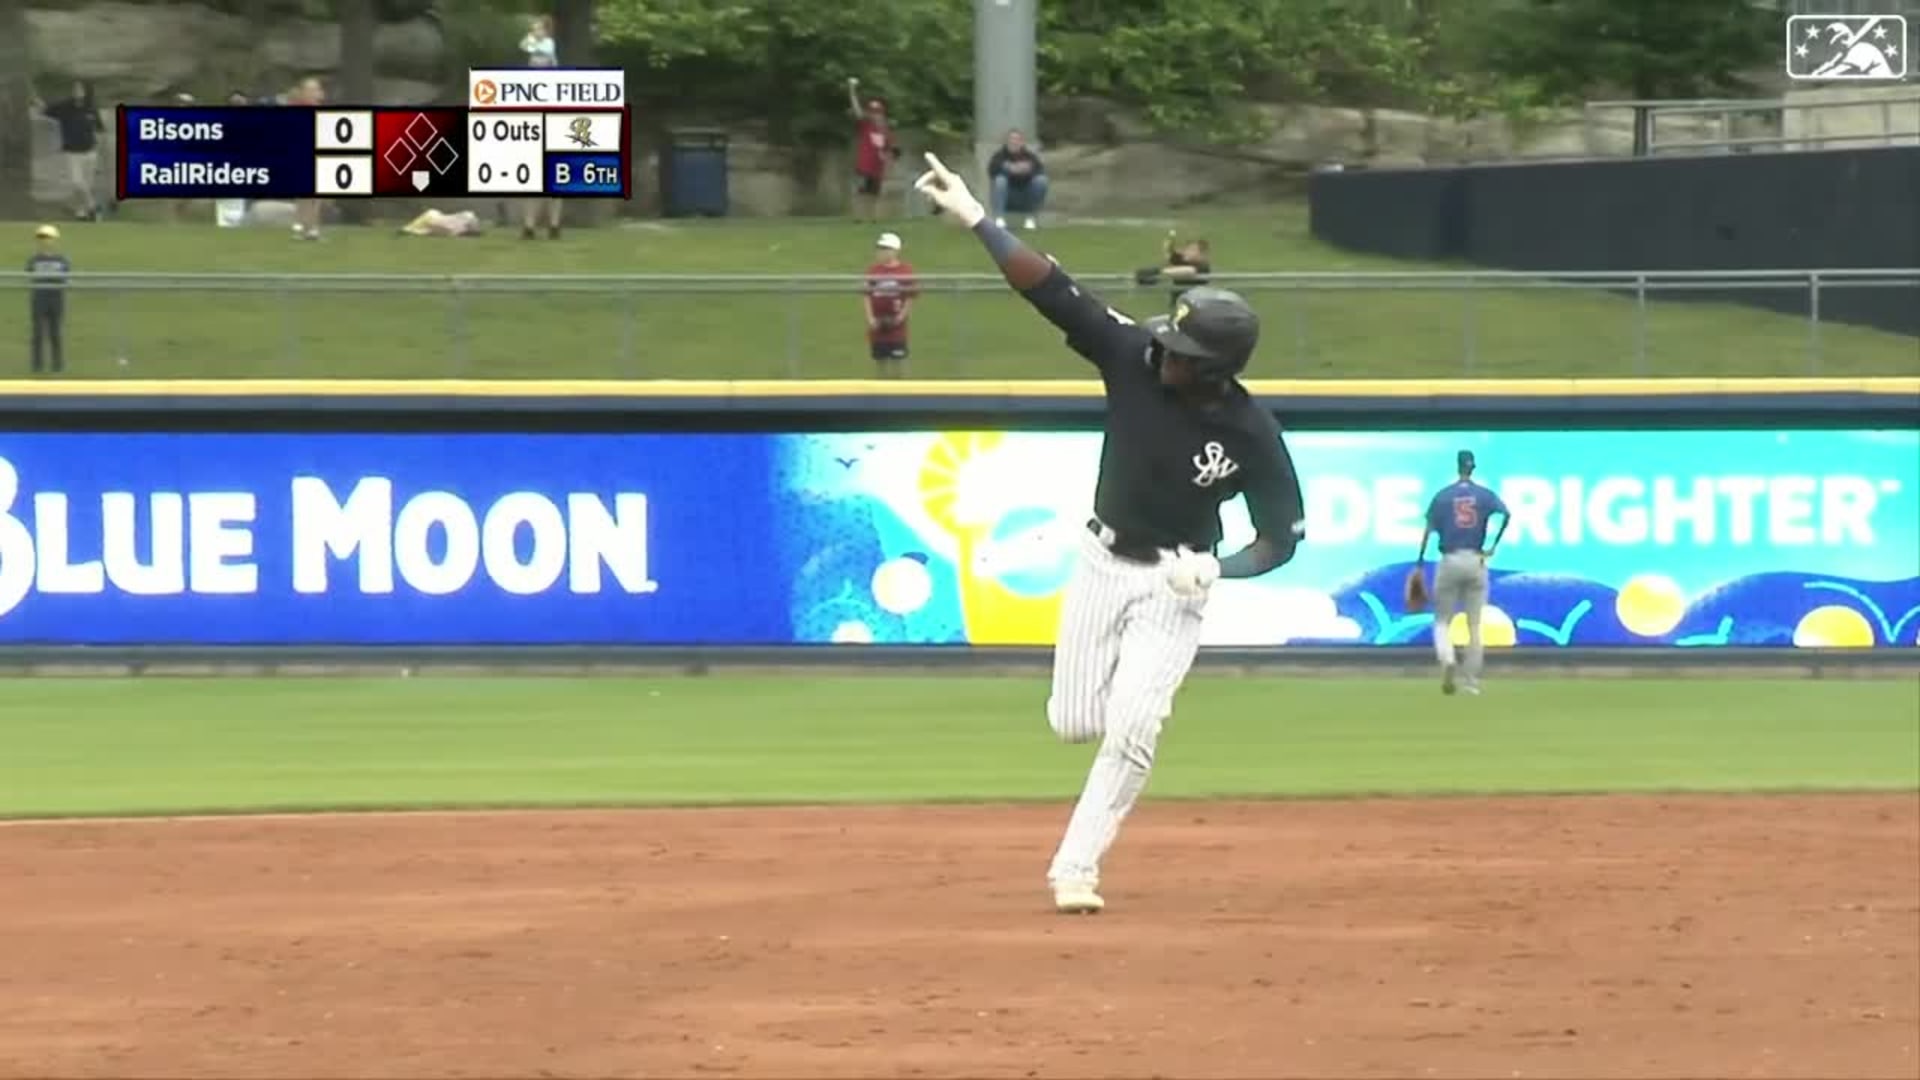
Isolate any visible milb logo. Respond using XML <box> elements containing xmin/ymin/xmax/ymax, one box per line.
<box><xmin>1786</xmin><ymin>14</ymin><xmax>1908</xmax><ymax>79</ymax></box>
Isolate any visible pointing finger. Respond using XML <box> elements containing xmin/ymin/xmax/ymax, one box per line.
<box><xmin>922</xmin><ymin>151</ymin><xmax>951</xmax><ymax>177</ymax></box>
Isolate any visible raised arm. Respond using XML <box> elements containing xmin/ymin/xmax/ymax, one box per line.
<box><xmin>845</xmin><ymin>77</ymin><xmax>864</xmax><ymax>119</ymax></box>
<box><xmin>976</xmin><ymin>221</ymin><xmax>1145</xmax><ymax>364</ymax></box>
<box><xmin>913</xmin><ymin>153</ymin><xmax>1141</xmax><ymax>365</ymax></box>
<box><xmin>1219</xmin><ymin>414</ymin><xmax>1307</xmax><ymax>579</ymax></box>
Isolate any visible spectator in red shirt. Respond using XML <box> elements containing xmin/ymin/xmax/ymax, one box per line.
<box><xmin>864</xmin><ymin>231</ymin><xmax>918</xmax><ymax>377</ymax></box>
<box><xmin>846</xmin><ymin>78</ymin><xmax>899</xmax><ymax>223</ymax></box>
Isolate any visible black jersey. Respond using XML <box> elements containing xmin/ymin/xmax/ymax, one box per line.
<box><xmin>1020</xmin><ymin>265</ymin><xmax>1305</xmax><ymax>554</ymax></box>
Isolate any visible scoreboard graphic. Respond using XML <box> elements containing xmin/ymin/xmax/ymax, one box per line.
<box><xmin>117</xmin><ymin>68</ymin><xmax>630</xmax><ymax>201</ymax></box>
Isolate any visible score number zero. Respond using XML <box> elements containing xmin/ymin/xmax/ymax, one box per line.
<box><xmin>313</xmin><ymin>111</ymin><xmax>374</xmax><ymax>195</ymax></box>
<box><xmin>469</xmin><ymin>116</ymin><xmax>543</xmax><ymax>194</ymax></box>
<box><xmin>477</xmin><ymin>162</ymin><xmax>534</xmax><ymax>186</ymax></box>
<box><xmin>314</xmin><ymin>154</ymin><xmax>374</xmax><ymax>195</ymax></box>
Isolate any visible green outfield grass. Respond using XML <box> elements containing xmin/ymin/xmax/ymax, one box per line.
<box><xmin>1</xmin><ymin>675</ymin><xmax>1914</xmax><ymax>818</ymax></box>
<box><xmin>3</xmin><ymin>207</ymin><xmax>1913</xmax><ymax>381</ymax></box>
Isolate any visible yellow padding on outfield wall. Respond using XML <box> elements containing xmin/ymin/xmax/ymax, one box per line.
<box><xmin>0</xmin><ymin>376</ymin><xmax>1916</xmax><ymax>399</ymax></box>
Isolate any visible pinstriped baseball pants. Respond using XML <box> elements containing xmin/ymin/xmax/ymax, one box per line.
<box><xmin>1045</xmin><ymin>529</ymin><xmax>1207</xmax><ymax>885</ymax></box>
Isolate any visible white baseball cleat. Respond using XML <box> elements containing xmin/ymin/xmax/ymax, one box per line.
<box><xmin>1052</xmin><ymin>879</ymin><xmax>1105</xmax><ymax>914</ymax></box>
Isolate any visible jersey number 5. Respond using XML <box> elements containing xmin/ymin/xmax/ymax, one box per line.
<box><xmin>1451</xmin><ymin>496</ymin><xmax>1479</xmax><ymax>528</ymax></box>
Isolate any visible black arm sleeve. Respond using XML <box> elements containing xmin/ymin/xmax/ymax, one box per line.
<box><xmin>1018</xmin><ymin>265</ymin><xmax>1150</xmax><ymax>368</ymax></box>
<box><xmin>1243</xmin><ymin>415</ymin><xmax>1307</xmax><ymax>556</ymax></box>
<box><xmin>985</xmin><ymin>149</ymin><xmax>1008</xmax><ymax>177</ymax></box>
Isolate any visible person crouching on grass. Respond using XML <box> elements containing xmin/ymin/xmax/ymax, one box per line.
<box><xmin>864</xmin><ymin>232</ymin><xmax>918</xmax><ymax>378</ymax></box>
<box><xmin>1135</xmin><ymin>231</ymin><xmax>1213</xmax><ymax>310</ymax></box>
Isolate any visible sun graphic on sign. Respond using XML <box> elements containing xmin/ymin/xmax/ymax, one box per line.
<box><xmin>916</xmin><ymin>432</ymin><xmax>1066</xmax><ymax>645</ymax></box>
<box><xmin>1793</xmin><ymin>605</ymin><xmax>1876</xmax><ymax>648</ymax></box>
<box><xmin>917</xmin><ymin>432</ymin><xmax>1003</xmax><ymax>534</ymax></box>
<box><xmin>1448</xmin><ymin>606</ymin><xmax>1517</xmax><ymax>648</ymax></box>
<box><xmin>1615</xmin><ymin>573</ymin><xmax>1688</xmax><ymax>638</ymax></box>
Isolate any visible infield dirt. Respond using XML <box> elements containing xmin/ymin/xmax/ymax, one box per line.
<box><xmin>1</xmin><ymin>794</ymin><xmax>1915</xmax><ymax>1078</ymax></box>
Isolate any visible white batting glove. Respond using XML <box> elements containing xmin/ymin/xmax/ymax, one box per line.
<box><xmin>913</xmin><ymin>152</ymin><xmax>986</xmax><ymax>229</ymax></box>
<box><xmin>1166</xmin><ymin>550</ymin><xmax>1220</xmax><ymax>598</ymax></box>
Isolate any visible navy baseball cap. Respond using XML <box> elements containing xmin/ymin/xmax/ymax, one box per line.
<box><xmin>1457</xmin><ymin>450</ymin><xmax>1476</xmax><ymax>471</ymax></box>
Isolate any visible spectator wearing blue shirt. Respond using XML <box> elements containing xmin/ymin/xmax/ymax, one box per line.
<box><xmin>1417</xmin><ymin>450</ymin><xmax>1510</xmax><ymax>695</ymax></box>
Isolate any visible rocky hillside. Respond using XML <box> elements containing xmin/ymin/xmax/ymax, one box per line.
<box><xmin>26</xmin><ymin>0</ymin><xmax>449</xmax><ymax>105</ymax></box>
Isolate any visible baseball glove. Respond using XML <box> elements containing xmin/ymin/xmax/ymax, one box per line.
<box><xmin>1134</xmin><ymin>266</ymin><xmax>1163</xmax><ymax>286</ymax></box>
<box><xmin>1403</xmin><ymin>568</ymin><xmax>1430</xmax><ymax>613</ymax></box>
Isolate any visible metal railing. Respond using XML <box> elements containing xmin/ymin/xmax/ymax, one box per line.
<box><xmin>2</xmin><ymin>268</ymin><xmax>1915</xmax><ymax>380</ymax></box>
<box><xmin>1583</xmin><ymin>93</ymin><xmax>1920</xmax><ymax>156</ymax></box>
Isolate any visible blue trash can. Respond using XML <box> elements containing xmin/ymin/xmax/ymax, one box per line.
<box><xmin>659</xmin><ymin>128</ymin><xmax>730</xmax><ymax>217</ymax></box>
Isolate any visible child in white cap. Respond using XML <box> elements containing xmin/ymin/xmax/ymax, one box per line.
<box><xmin>863</xmin><ymin>231</ymin><xmax>919</xmax><ymax>378</ymax></box>
<box><xmin>27</xmin><ymin>224</ymin><xmax>70</xmax><ymax>374</ymax></box>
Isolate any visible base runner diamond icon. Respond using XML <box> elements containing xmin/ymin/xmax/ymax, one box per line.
<box><xmin>1786</xmin><ymin>14</ymin><xmax>1908</xmax><ymax>80</ymax></box>
<box><xmin>411</xmin><ymin>170</ymin><xmax>430</xmax><ymax>191</ymax></box>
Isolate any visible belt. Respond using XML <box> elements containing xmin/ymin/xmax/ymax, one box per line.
<box><xmin>1086</xmin><ymin>517</ymin><xmax>1164</xmax><ymax>565</ymax></box>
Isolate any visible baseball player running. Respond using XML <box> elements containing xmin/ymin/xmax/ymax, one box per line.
<box><xmin>914</xmin><ymin>154</ymin><xmax>1308</xmax><ymax>915</ymax></box>
<box><xmin>1415</xmin><ymin>450</ymin><xmax>1509</xmax><ymax>696</ymax></box>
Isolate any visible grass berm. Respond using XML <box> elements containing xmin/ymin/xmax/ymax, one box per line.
<box><xmin>5</xmin><ymin>205</ymin><xmax>1915</xmax><ymax>381</ymax></box>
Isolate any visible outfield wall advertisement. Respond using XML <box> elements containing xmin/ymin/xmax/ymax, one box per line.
<box><xmin>0</xmin><ymin>429</ymin><xmax>1914</xmax><ymax>648</ymax></box>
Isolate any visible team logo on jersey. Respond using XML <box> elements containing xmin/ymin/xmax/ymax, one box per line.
<box><xmin>1786</xmin><ymin>15</ymin><xmax>1907</xmax><ymax>80</ymax></box>
<box><xmin>1173</xmin><ymin>301</ymin><xmax>1191</xmax><ymax>328</ymax></box>
<box><xmin>1191</xmin><ymin>441</ymin><xmax>1239</xmax><ymax>488</ymax></box>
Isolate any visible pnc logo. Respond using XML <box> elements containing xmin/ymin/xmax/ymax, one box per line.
<box><xmin>473</xmin><ymin>79</ymin><xmax>499</xmax><ymax>105</ymax></box>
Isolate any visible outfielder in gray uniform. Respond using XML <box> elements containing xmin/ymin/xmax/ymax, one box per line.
<box><xmin>1417</xmin><ymin>450</ymin><xmax>1509</xmax><ymax>695</ymax></box>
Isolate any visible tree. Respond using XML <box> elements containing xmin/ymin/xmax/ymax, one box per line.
<box><xmin>335</xmin><ymin>0</ymin><xmax>377</xmax><ymax>224</ymax></box>
<box><xmin>1040</xmin><ymin>0</ymin><xmax>1431</xmax><ymax>141</ymax></box>
<box><xmin>0</xmin><ymin>0</ymin><xmax>34</xmax><ymax>218</ymax></box>
<box><xmin>552</xmin><ymin>0</ymin><xmax>595</xmax><ymax>68</ymax></box>
<box><xmin>597</xmin><ymin>0</ymin><xmax>971</xmax><ymax>146</ymax></box>
<box><xmin>1483</xmin><ymin>0</ymin><xmax>1775</xmax><ymax>101</ymax></box>
<box><xmin>593</xmin><ymin>0</ymin><xmax>1450</xmax><ymax>152</ymax></box>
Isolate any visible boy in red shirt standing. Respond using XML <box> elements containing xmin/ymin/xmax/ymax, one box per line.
<box><xmin>847</xmin><ymin>77</ymin><xmax>899</xmax><ymax>222</ymax></box>
<box><xmin>864</xmin><ymin>232</ymin><xmax>918</xmax><ymax>378</ymax></box>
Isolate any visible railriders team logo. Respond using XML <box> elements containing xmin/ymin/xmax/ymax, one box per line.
<box><xmin>1190</xmin><ymin>442</ymin><xmax>1239</xmax><ymax>488</ymax></box>
<box><xmin>1786</xmin><ymin>15</ymin><xmax>1908</xmax><ymax>80</ymax></box>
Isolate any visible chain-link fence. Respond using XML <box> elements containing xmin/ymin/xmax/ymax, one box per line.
<box><xmin>1</xmin><ymin>269</ymin><xmax>1915</xmax><ymax>380</ymax></box>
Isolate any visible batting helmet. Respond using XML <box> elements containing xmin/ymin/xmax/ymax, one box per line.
<box><xmin>1143</xmin><ymin>287</ymin><xmax>1260</xmax><ymax>379</ymax></box>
